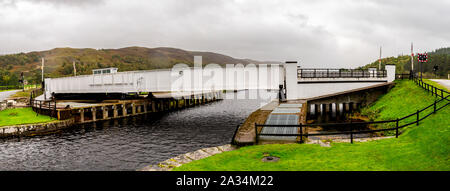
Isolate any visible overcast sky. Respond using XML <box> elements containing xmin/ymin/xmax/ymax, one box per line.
<box><xmin>1</xmin><ymin>0</ymin><xmax>449</xmax><ymax>68</ymax></box>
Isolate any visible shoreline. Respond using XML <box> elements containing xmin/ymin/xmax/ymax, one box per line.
<box><xmin>138</xmin><ymin>144</ymin><xmax>238</xmax><ymax>171</ymax></box>
<box><xmin>0</xmin><ymin>118</ymin><xmax>75</xmax><ymax>138</ymax></box>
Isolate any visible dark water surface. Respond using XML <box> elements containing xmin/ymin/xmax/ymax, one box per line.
<box><xmin>0</xmin><ymin>91</ymin><xmax>276</xmax><ymax>171</ymax></box>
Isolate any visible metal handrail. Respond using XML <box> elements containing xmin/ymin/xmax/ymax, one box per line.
<box><xmin>298</xmin><ymin>68</ymin><xmax>387</xmax><ymax>78</ymax></box>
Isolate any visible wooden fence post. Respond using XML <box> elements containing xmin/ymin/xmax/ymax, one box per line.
<box><xmin>254</xmin><ymin>123</ymin><xmax>258</xmax><ymax>145</ymax></box>
<box><xmin>396</xmin><ymin>118</ymin><xmax>399</xmax><ymax>138</ymax></box>
<box><xmin>350</xmin><ymin>131</ymin><xmax>353</xmax><ymax>144</ymax></box>
<box><xmin>434</xmin><ymin>100</ymin><xmax>437</xmax><ymax>113</ymax></box>
<box><xmin>416</xmin><ymin>110</ymin><xmax>419</xmax><ymax>126</ymax></box>
<box><xmin>53</xmin><ymin>101</ymin><xmax>56</xmax><ymax>119</ymax></box>
<box><xmin>348</xmin><ymin>120</ymin><xmax>353</xmax><ymax>143</ymax></box>
<box><xmin>299</xmin><ymin>123</ymin><xmax>303</xmax><ymax>143</ymax></box>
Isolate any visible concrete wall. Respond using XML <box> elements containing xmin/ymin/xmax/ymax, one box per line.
<box><xmin>284</xmin><ymin>62</ymin><xmax>396</xmax><ymax>100</ymax></box>
<box><xmin>0</xmin><ymin>119</ymin><xmax>75</xmax><ymax>138</ymax></box>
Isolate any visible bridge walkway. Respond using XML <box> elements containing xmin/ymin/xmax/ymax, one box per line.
<box><xmin>233</xmin><ymin>100</ymin><xmax>307</xmax><ymax>145</ymax></box>
<box><xmin>259</xmin><ymin>103</ymin><xmax>303</xmax><ymax>142</ymax></box>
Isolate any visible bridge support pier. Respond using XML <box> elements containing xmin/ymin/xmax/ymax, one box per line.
<box><xmin>41</xmin><ymin>91</ymin><xmax>223</xmax><ymax>124</ymax></box>
<box><xmin>325</xmin><ymin>104</ymin><xmax>331</xmax><ymax>115</ymax></box>
<box><xmin>331</xmin><ymin>103</ymin><xmax>336</xmax><ymax>118</ymax></box>
<box><xmin>152</xmin><ymin>101</ymin><xmax>156</xmax><ymax>112</ymax></box>
<box><xmin>159</xmin><ymin>100</ymin><xmax>164</xmax><ymax>111</ymax></box>
<box><xmin>319</xmin><ymin>104</ymin><xmax>325</xmax><ymax>116</ymax></box>
<box><xmin>314</xmin><ymin>104</ymin><xmax>319</xmax><ymax>116</ymax></box>
<box><xmin>92</xmin><ymin>107</ymin><xmax>96</xmax><ymax>122</ymax></box>
<box><xmin>132</xmin><ymin>103</ymin><xmax>137</xmax><ymax>115</ymax></box>
<box><xmin>137</xmin><ymin>104</ymin><xmax>141</xmax><ymax>114</ymax></box>
<box><xmin>102</xmin><ymin>107</ymin><xmax>108</xmax><ymax>119</ymax></box>
<box><xmin>80</xmin><ymin>109</ymin><xmax>85</xmax><ymax>122</ymax></box>
<box><xmin>113</xmin><ymin>105</ymin><xmax>118</xmax><ymax>118</ymax></box>
<box><xmin>336</xmin><ymin>103</ymin><xmax>341</xmax><ymax>117</ymax></box>
<box><xmin>122</xmin><ymin>104</ymin><xmax>127</xmax><ymax>116</ymax></box>
<box><xmin>344</xmin><ymin>103</ymin><xmax>350</xmax><ymax>113</ymax></box>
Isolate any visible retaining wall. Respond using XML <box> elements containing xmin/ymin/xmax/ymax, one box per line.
<box><xmin>0</xmin><ymin>119</ymin><xmax>75</xmax><ymax>138</ymax></box>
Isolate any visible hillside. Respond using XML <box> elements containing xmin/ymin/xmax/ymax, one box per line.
<box><xmin>0</xmin><ymin>47</ymin><xmax>271</xmax><ymax>86</ymax></box>
<box><xmin>361</xmin><ymin>47</ymin><xmax>450</xmax><ymax>78</ymax></box>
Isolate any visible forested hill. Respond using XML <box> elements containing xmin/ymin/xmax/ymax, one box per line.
<box><xmin>361</xmin><ymin>47</ymin><xmax>450</xmax><ymax>78</ymax></box>
<box><xmin>0</xmin><ymin>47</ymin><xmax>270</xmax><ymax>86</ymax></box>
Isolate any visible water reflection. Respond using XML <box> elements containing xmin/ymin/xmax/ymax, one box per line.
<box><xmin>0</xmin><ymin>90</ymin><xmax>276</xmax><ymax>171</ymax></box>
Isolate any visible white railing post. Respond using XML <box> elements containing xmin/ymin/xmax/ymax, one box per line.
<box><xmin>284</xmin><ymin>61</ymin><xmax>298</xmax><ymax>100</ymax></box>
<box><xmin>385</xmin><ymin>64</ymin><xmax>396</xmax><ymax>82</ymax></box>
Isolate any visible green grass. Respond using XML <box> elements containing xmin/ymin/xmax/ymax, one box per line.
<box><xmin>360</xmin><ymin>80</ymin><xmax>446</xmax><ymax>134</ymax></box>
<box><xmin>174</xmin><ymin>80</ymin><xmax>450</xmax><ymax>171</ymax></box>
<box><xmin>0</xmin><ymin>108</ymin><xmax>57</xmax><ymax>127</ymax></box>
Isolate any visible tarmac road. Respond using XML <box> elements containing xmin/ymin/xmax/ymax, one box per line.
<box><xmin>430</xmin><ymin>79</ymin><xmax>450</xmax><ymax>90</ymax></box>
<box><xmin>0</xmin><ymin>90</ymin><xmax>20</xmax><ymax>102</ymax></box>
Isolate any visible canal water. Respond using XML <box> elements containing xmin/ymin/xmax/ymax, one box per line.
<box><xmin>0</xmin><ymin>90</ymin><xmax>277</xmax><ymax>171</ymax></box>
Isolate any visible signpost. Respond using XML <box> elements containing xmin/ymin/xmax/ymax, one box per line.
<box><xmin>19</xmin><ymin>72</ymin><xmax>24</xmax><ymax>92</ymax></box>
<box><xmin>433</xmin><ymin>65</ymin><xmax>439</xmax><ymax>78</ymax></box>
<box><xmin>417</xmin><ymin>53</ymin><xmax>428</xmax><ymax>79</ymax></box>
<box><xmin>410</xmin><ymin>43</ymin><xmax>414</xmax><ymax>73</ymax></box>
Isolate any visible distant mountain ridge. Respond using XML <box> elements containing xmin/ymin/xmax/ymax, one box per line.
<box><xmin>361</xmin><ymin>47</ymin><xmax>450</xmax><ymax>78</ymax></box>
<box><xmin>0</xmin><ymin>46</ymin><xmax>277</xmax><ymax>83</ymax></box>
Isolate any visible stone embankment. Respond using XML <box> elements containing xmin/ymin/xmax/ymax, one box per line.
<box><xmin>305</xmin><ymin>136</ymin><xmax>394</xmax><ymax>147</ymax></box>
<box><xmin>0</xmin><ymin>119</ymin><xmax>75</xmax><ymax>138</ymax></box>
<box><xmin>139</xmin><ymin>144</ymin><xmax>237</xmax><ymax>171</ymax></box>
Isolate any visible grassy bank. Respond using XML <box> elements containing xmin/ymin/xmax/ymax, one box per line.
<box><xmin>174</xmin><ymin>80</ymin><xmax>450</xmax><ymax>171</ymax></box>
<box><xmin>0</xmin><ymin>108</ymin><xmax>56</xmax><ymax>127</ymax></box>
<box><xmin>360</xmin><ymin>80</ymin><xmax>447</xmax><ymax>135</ymax></box>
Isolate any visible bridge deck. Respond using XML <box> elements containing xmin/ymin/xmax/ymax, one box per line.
<box><xmin>306</xmin><ymin>82</ymin><xmax>394</xmax><ymax>102</ymax></box>
<box><xmin>233</xmin><ymin>100</ymin><xmax>307</xmax><ymax>145</ymax></box>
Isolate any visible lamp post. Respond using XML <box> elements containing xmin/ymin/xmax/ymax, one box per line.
<box><xmin>41</xmin><ymin>57</ymin><xmax>46</xmax><ymax>100</ymax></box>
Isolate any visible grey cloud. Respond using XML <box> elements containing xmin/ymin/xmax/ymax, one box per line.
<box><xmin>0</xmin><ymin>0</ymin><xmax>449</xmax><ymax>68</ymax></box>
<box><xmin>0</xmin><ymin>0</ymin><xmax>104</xmax><ymax>7</ymax></box>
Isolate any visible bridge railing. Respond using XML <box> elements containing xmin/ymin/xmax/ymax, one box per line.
<box><xmin>253</xmin><ymin>76</ymin><xmax>449</xmax><ymax>144</ymax></box>
<box><xmin>30</xmin><ymin>99</ymin><xmax>58</xmax><ymax>119</ymax></box>
<box><xmin>297</xmin><ymin>68</ymin><xmax>387</xmax><ymax>78</ymax></box>
<box><xmin>395</xmin><ymin>73</ymin><xmax>412</xmax><ymax>80</ymax></box>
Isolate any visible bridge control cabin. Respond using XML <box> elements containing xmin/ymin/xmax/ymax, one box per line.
<box><xmin>92</xmin><ymin>68</ymin><xmax>118</xmax><ymax>75</ymax></box>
